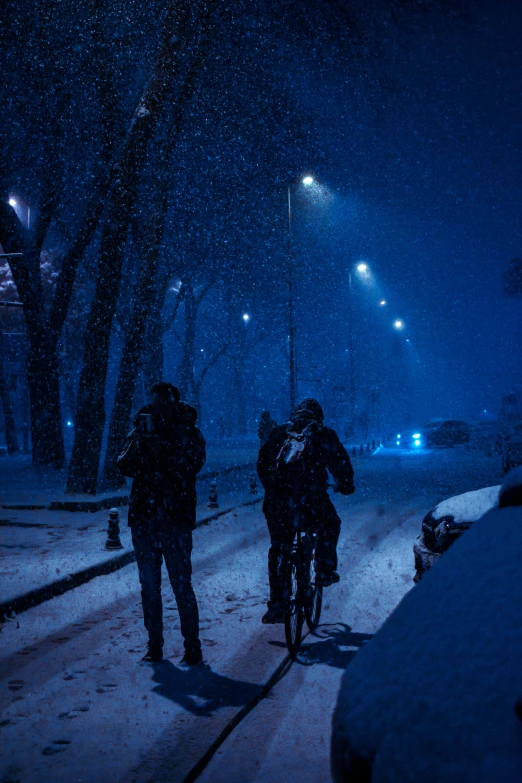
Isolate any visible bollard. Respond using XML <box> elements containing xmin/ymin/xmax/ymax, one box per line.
<box><xmin>366</xmin><ymin>443</ymin><xmax>371</xmax><ymax>453</ymax></box>
<box><xmin>208</xmin><ymin>480</ymin><xmax>219</xmax><ymax>508</ymax></box>
<box><xmin>105</xmin><ymin>508</ymin><xmax>123</xmax><ymax>550</ymax></box>
<box><xmin>352</xmin><ymin>446</ymin><xmax>357</xmax><ymax>458</ymax></box>
<box><xmin>249</xmin><ymin>471</ymin><xmax>258</xmax><ymax>495</ymax></box>
<box><xmin>372</xmin><ymin>439</ymin><xmax>376</xmax><ymax>451</ymax></box>
<box><xmin>359</xmin><ymin>444</ymin><xmax>364</xmax><ymax>456</ymax></box>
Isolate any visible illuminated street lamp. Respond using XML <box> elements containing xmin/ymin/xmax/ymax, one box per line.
<box><xmin>242</xmin><ymin>313</ymin><xmax>250</xmax><ymax>323</ymax></box>
<box><xmin>379</xmin><ymin>299</ymin><xmax>386</xmax><ymax>306</ymax></box>
<box><xmin>393</xmin><ymin>319</ymin><xmax>404</xmax><ymax>330</ymax></box>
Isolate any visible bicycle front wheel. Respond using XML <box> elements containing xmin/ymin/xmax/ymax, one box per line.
<box><xmin>284</xmin><ymin>561</ymin><xmax>304</xmax><ymax>658</ymax></box>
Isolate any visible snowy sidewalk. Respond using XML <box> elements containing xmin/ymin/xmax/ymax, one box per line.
<box><xmin>0</xmin><ymin>441</ymin><xmax>259</xmax><ymax>509</ymax></box>
<box><xmin>0</xmin><ymin>478</ymin><xmax>262</xmax><ymax>621</ymax></box>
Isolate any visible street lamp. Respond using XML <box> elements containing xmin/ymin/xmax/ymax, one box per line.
<box><xmin>242</xmin><ymin>313</ymin><xmax>250</xmax><ymax>323</ymax></box>
<box><xmin>393</xmin><ymin>319</ymin><xmax>404</xmax><ymax>330</ymax></box>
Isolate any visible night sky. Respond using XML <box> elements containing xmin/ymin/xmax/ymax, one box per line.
<box><xmin>2</xmin><ymin>0</ymin><xmax>521</xmax><ymax>431</ymax></box>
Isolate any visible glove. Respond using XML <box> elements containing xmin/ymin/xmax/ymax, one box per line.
<box><xmin>338</xmin><ymin>481</ymin><xmax>355</xmax><ymax>496</ymax></box>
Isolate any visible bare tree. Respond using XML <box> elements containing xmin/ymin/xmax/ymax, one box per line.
<box><xmin>68</xmin><ymin>0</ymin><xmax>216</xmax><ymax>493</ymax></box>
<box><xmin>0</xmin><ymin>1</ymin><xmax>121</xmax><ymax>467</ymax></box>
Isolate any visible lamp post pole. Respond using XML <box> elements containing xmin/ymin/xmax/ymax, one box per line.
<box><xmin>287</xmin><ymin>184</ymin><xmax>297</xmax><ymax>414</ymax></box>
<box><xmin>348</xmin><ymin>269</ymin><xmax>355</xmax><ymax>431</ymax></box>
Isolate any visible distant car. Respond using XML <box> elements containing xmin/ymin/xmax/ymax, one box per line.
<box><xmin>423</xmin><ymin>419</ymin><xmax>471</xmax><ymax>448</ymax></box>
<box><xmin>392</xmin><ymin>420</ymin><xmax>471</xmax><ymax>450</ymax></box>
<box><xmin>413</xmin><ymin>485</ymin><xmax>499</xmax><ymax>581</ymax></box>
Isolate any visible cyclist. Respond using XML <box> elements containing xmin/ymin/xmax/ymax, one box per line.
<box><xmin>257</xmin><ymin>398</ymin><xmax>355</xmax><ymax>624</ymax></box>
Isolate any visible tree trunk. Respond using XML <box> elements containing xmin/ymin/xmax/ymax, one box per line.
<box><xmin>67</xmin><ymin>2</ymin><xmax>204</xmax><ymax>494</ymax></box>
<box><xmin>178</xmin><ymin>283</ymin><xmax>197</xmax><ymax>403</ymax></box>
<box><xmin>0</xmin><ymin>348</ymin><xmax>19</xmax><ymax>455</ymax></box>
<box><xmin>0</xmin><ymin>203</ymin><xmax>66</xmax><ymax>466</ymax></box>
<box><xmin>101</xmin><ymin>153</ymin><xmax>172</xmax><ymax>489</ymax></box>
<box><xmin>26</xmin><ymin>338</ymin><xmax>65</xmax><ymax>466</ymax></box>
<box><xmin>142</xmin><ymin>287</ymin><xmax>166</xmax><ymax>390</ymax></box>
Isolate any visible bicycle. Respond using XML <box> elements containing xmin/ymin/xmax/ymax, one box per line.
<box><xmin>282</xmin><ymin>506</ymin><xmax>324</xmax><ymax>659</ymax></box>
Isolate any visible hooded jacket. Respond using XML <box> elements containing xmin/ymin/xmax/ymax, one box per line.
<box><xmin>257</xmin><ymin>399</ymin><xmax>354</xmax><ymax>520</ymax></box>
<box><xmin>127</xmin><ymin>401</ymin><xmax>206</xmax><ymax>529</ymax></box>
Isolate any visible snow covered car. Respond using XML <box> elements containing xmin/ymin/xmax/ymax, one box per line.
<box><xmin>413</xmin><ymin>485</ymin><xmax>499</xmax><ymax>581</ymax></box>
<box><xmin>331</xmin><ymin>480</ymin><xmax>522</xmax><ymax>783</ymax></box>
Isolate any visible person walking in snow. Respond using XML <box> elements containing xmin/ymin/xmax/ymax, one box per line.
<box><xmin>119</xmin><ymin>382</ymin><xmax>206</xmax><ymax>664</ymax></box>
<box><xmin>257</xmin><ymin>410</ymin><xmax>278</xmax><ymax>446</ymax></box>
<box><xmin>257</xmin><ymin>398</ymin><xmax>355</xmax><ymax>624</ymax></box>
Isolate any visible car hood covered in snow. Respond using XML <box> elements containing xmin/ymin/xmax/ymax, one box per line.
<box><xmin>331</xmin><ymin>504</ymin><xmax>522</xmax><ymax>782</ymax></box>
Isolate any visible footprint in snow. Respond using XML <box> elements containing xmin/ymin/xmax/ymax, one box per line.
<box><xmin>96</xmin><ymin>683</ymin><xmax>118</xmax><ymax>694</ymax></box>
<box><xmin>59</xmin><ymin>706</ymin><xmax>89</xmax><ymax>720</ymax></box>
<box><xmin>42</xmin><ymin>740</ymin><xmax>71</xmax><ymax>756</ymax></box>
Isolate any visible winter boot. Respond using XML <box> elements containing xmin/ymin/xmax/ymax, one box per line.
<box><xmin>142</xmin><ymin>642</ymin><xmax>163</xmax><ymax>663</ymax></box>
<box><xmin>315</xmin><ymin>570</ymin><xmax>340</xmax><ymax>587</ymax></box>
<box><xmin>262</xmin><ymin>603</ymin><xmax>285</xmax><ymax>624</ymax></box>
<box><xmin>181</xmin><ymin>640</ymin><xmax>203</xmax><ymax>666</ymax></box>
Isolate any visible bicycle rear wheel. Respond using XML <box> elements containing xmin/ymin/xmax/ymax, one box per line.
<box><xmin>305</xmin><ymin>557</ymin><xmax>323</xmax><ymax>631</ymax></box>
<box><xmin>284</xmin><ymin>560</ymin><xmax>304</xmax><ymax>658</ymax></box>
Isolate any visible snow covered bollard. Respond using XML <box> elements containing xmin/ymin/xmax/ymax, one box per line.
<box><xmin>208</xmin><ymin>480</ymin><xmax>219</xmax><ymax>508</ymax></box>
<box><xmin>105</xmin><ymin>508</ymin><xmax>123</xmax><ymax>550</ymax></box>
<box><xmin>249</xmin><ymin>471</ymin><xmax>258</xmax><ymax>495</ymax></box>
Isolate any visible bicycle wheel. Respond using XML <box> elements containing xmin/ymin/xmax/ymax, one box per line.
<box><xmin>284</xmin><ymin>560</ymin><xmax>304</xmax><ymax>658</ymax></box>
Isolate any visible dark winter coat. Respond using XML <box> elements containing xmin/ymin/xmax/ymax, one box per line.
<box><xmin>258</xmin><ymin>413</ymin><xmax>278</xmax><ymax>446</ymax></box>
<box><xmin>257</xmin><ymin>402</ymin><xmax>354</xmax><ymax>528</ymax></box>
<box><xmin>127</xmin><ymin>401</ymin><xmax>206</xmax><ymax>530</ymax></box>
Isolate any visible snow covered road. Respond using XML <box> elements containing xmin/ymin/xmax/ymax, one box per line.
<box><xmin>0</xmin><ymin>449</ymin><xmax>501</xmax><ymax>782</ymax></box>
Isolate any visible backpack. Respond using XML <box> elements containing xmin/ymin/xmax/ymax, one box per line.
<box><xmin>275</xmin><ymin>423</ymin><xmax>316</xmax><ymax>495</ymax></box>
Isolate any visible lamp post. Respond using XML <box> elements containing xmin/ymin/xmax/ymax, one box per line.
<box><xmin>287</xmin><ymin>184</ymin><xmax>298</xmax><ymax>413</ymax></box>
<box><xmin>347</xmin><ymin>269</ymin><xmax>355</xmax><ymax>431</ymax></box>
<box><xmin>347</xmin><ymin>262</ymin><xmax>370</xmax><ymax>432</ymax></box>
<box><xmin>286</xmin><ymin>174</ymin><xmax>318</xmax><ymax>413</ymax></box>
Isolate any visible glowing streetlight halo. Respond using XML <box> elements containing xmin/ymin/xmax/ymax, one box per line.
<box><xmin>393</xmin><ymin>319</ymin><xmax>405</xmax><ymax>330</ymax></box>
<box><xmin>8</xmin><ymin>198</ymin><xmax>17</xmax><ymax>208</ymax></box>
<box><xmin>302</xmin><ymin>175</ymin><xmax>314</xmax><ymax>186</ymax></box>
<box><xmin>242</xmin><ymin>312</ymin><xmax>250</xmax><ymax>323</ymax></box>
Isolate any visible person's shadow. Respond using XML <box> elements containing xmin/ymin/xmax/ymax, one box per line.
<box><xmin>150</xmin><ymin>661</ymin><xmax>262</xmax><ymax>717</ymax></box>
<box><xmin>270</xmin><ymin>623</ymin><xmax>373</xmax><ymax>669</ymax></box>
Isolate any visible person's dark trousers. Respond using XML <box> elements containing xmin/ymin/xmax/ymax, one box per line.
<box><xmin>265</xmin><ymin>497</ymin><xmax>341</xmax><ymax>606</ymax></box>
<box><xmin>131</xmin><ymin>516</ymin><xmax>200</xmax><ymax>654</ymax></box>
<box><xmin>266</xmin><ymin>519</ymin><xmax>294</xmax><ymax>608</ymax></box>
<box><xmin>314</xmin><ymin>497</ymin><xmax>341</xmax><ymax>573</ymax></box>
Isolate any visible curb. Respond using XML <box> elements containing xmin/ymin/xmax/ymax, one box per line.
<box><xmin>0</xmin><ymin>496</ymin><xmax>262</xmax><ymax>622</ymax></box>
